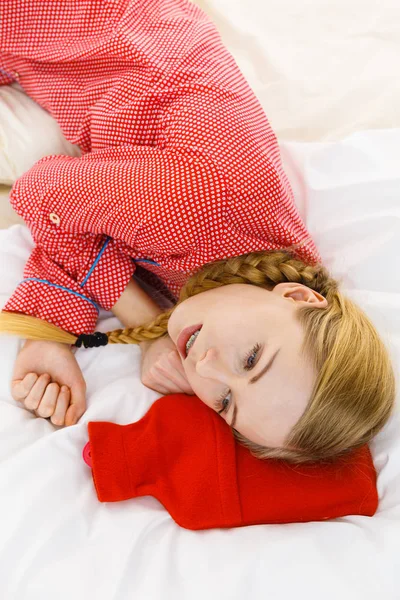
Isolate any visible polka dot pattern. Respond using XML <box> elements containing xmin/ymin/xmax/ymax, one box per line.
<box><xmin>0</xmin><ymin>0</ymin><xmax>322</xmax><ymax>335</ymax></box>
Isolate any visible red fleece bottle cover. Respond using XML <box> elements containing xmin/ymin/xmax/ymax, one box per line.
<box><xmin>83</xmin><ymin>393</ymin><xmax>378</xmax><ymax>530</ymax></box>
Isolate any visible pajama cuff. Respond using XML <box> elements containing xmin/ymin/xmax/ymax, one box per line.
<box><xmin>78</xmin><ymin>237</ymin><xmax>137</xmax><ymax>311</ymax></box>
<box><xmin>1</xmin><ymin>238</ymin><xmax>136</xmax><ymax>335</ymax></box>
<box><xmin>2</xmin><ymin>279</ymin><xmax>100</xmax><ymax>335</ymax></box>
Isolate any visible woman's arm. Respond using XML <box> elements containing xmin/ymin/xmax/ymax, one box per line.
<box><xmin>113</xmin><ymin>279</ymin><xmax>193</xmax><ymax>394</ymax></box>
<box><xmin>111</xmin><ymin>278</ymin><xmax>164</xmax><ymax>332</ymax></box>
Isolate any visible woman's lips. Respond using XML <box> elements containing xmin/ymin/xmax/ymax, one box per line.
<box><xmin>177</xmin><ymin>324</ymin><xmax>202</xmax><ymax>360</ymax></box>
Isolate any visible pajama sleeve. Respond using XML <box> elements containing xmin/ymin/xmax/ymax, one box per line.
<box><xmin>1</xmin><ymin>228</ymin><xmax>136</xmax><ymax>335</ymax></box>
<box><xmin>2</xmin><ymin>145</ymin><xmax>223</xmax><ymax>335</ymax></box>
<box><xmin>2</xmin><ymin>149</ymin><xmax>146</xmax><ymax>334</ymax></box>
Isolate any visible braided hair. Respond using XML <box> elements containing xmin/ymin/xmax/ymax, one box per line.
<box><xmin>0</xmin><ymin>242</ymin><xmax>396</xmax><ymax>463</ymax></box>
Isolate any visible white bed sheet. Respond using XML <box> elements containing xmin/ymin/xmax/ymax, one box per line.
<box><xmin>0</xmin><ymin>129</ymin><xmax>399</xmax><ymax>600</ymax></box>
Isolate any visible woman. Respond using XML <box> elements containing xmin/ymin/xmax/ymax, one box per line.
<box><xmin>0</xmin><ymin>0</ymin><xmax>395</xmax><ymax>462</ymax></box>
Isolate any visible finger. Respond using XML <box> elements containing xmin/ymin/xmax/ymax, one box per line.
<box><xmin>156</xmin><ymin>353</ymin><xmax>194</xmax><ymax>394</ymax></box>
<box><xmin>158</xmin><ymin>368</ymin><xmax>193</xmax><ymax>394</ymax></box>
<box><xmin>143</xmin><ymin>351</ymin><xmax>192</xmax><ymax>394</ymax></box>
<box><xmin>34</xmin><ymin>382</ymin><xmax>60</xmax><ymax>418</ymax></box>
<box><xmin>165</xmin><ymin>349</ymin><xmax>191</xmax><ymax>376</ymax></box>
<box><xmin>143</xmin><ymin>380</ymin><xmax>172</xmax><ymax>395</ymax></box>
<box><xmin>145</xmin><ymin>370</ymin><xmax>187</xmax><ymax>395</ymax></box>
<box><xmin>168</xmin><ymin>355</ymin><xmax>195</xmax><ymax>393</ymax></box>
<box><xmin>50</xmin><ymin>386</ymin><xmax>71</xmax><ymax>427</ymax></box>
<box><xmin>24</xmin><ymin>373</ymin><xmax>51</xmax><ymax>410</ymax></box>
<box><xmin>141</xmin><ymin>367</ymin><xmax>172</xmax><ymax>395</ymax></box>
<box><xmin>64</xmin><ymin>383</ymin><xmax>86</xmax><ymax>427</ymax></box>
<box><xmin>169</xmin><ymin>352</ymin><xmax>196</xmax><ymax>393</ymax></box>
<box><xmin>12</xmin><ymin>372</ymin><xmax>39</xmax><ymax>402</ymax></box>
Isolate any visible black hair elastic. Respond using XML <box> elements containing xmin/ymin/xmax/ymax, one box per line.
<box><xmin>74</xmin><ymin>332</ymin><xmax>109</xmax><ymax>348</ymax></box>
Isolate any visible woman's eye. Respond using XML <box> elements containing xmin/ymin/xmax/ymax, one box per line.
<box><xmin>221</xmin><ymin>395</ymin><xmax>230</xmax><ymax>411</ymax></box>
<box><xmin>244</xmin><ymin>343</ymin><xmax>261</xmax><ymax>370</ymax></box>
<box><xmin>216</xmin><ymin>390</ymin><xmax>231</xmax><ymax>415</ymax></box>
<box><xmin>216</xmin><ymin>343</ymin><xmax>261</xmax><ymax>416</ymax></box>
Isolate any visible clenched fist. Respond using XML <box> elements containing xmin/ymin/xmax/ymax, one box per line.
<box><xmin>139</xmin><ymin>335</ymin><xmax>195</xmax><ymax>396</ymax></box>
<box><xmin>11</xmin><ymin>339</ymin><xmax>87</xmax><ymax>427</ymax></box>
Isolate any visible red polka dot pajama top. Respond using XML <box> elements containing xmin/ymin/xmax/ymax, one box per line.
<box><xmin>0</xmin><ymin>0</ymin><xmax>322</xmax><ymax>335</ymax></box>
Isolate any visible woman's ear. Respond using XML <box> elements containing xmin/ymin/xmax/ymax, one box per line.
<box><xmin>274</xmin><ymin>282</ymin><xmax>328</xmax><ymax>307</ymax></box>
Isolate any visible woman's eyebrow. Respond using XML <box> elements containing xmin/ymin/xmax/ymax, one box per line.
<box><xmin>250</xmin><ymin>348</ymin><xmax>280</xmax><ymax>384</ymax></box>
<box><xmin>230</xmin><ymin>349</ymin><xmax>281</xmax><ymax>429</ymax></box>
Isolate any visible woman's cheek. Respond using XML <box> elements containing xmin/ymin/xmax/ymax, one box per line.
<box><xmin>189</xmin><ymin>381</ymin><xmax>213</xmax><ymax>409</ymax></box>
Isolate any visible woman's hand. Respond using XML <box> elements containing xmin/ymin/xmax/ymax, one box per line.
<box><xmin>139</xmin><ymin>334</ymin><xmax>195</xmax><ymax>396</ymax></box>
<box><xmin>11</xmin><ymin>339</ymin><xmax>87</xmax><ymax>427</ymax></box>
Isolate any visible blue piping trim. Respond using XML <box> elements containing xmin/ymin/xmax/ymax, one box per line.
<box><xmin>133</xmin><ymin>258</ymin><xmax>161</xmax><ymax>266</ymax></box>
<box><xmin>20</xmin><ymin>278</ymin><xmax>100</xmax><ymax>312</ymax></box>
<box><xmin>80</xmin><ymin>236</ymin><xmax>111</xmax><ymax>287</ymax></box>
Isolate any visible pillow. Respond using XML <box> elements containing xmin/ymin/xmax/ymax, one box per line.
<box><xmin>85</xmin><ymin>393</ymin><xmax>378</xmax><ymax>531</ymax></box>
<box><xmin>191</xmin><ymin>0</ymin><xmax>400</xmax><ymax>141</ymax></box>
<box><xmin>0</xmin><ymin>83</ymin><xmax>81</xmax><ymax>185</ymax></box>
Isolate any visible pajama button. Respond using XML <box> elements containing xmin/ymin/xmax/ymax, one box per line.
<box><xmin>49</xmin><ymin>213</ymin><xmax>60</xmax><ymax>225</ymax></box>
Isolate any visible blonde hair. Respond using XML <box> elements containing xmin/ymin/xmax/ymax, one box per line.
<box><xmin>0</xmin><ymin>240</ymin><xmax>396</xmax><ymax>463</ymax></box>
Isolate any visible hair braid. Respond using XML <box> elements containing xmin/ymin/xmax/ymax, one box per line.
<box><xmin>0</xmin><ymin>242</ymin><xmax>395</xmax><ymax>464</ymax></box>
<box><xmin>178</xmin><ymin>249</ymin><xmax>340</xmax><ymax>302</ymax></box>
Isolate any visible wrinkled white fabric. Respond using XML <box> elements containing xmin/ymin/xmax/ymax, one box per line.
<box><xmin>192</xmin><ymin>0</ymin><xmax>400</xmax><ymax>141</ymax></box>
<box><xmin>0</xmin><ymin>128</ymin><xmax>399</xmax><ymax>600</ymax></box>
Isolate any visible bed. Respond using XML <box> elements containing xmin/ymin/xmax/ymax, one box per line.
<box><xmin>0</xmin><ymin>1</ymin><xmax>399</xmax><ymax>598</ymax></box>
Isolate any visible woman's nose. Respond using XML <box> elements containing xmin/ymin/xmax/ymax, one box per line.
<box><xmin>196</xmin><ymin>347</ymin><xmax>224</xmax><ymax>380</ymax></box>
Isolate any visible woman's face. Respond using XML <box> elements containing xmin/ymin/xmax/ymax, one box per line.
<box><xmin>168</xmin><ymin>282</ymin><xmax>328</xmax><ymax>447</ymax></box>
